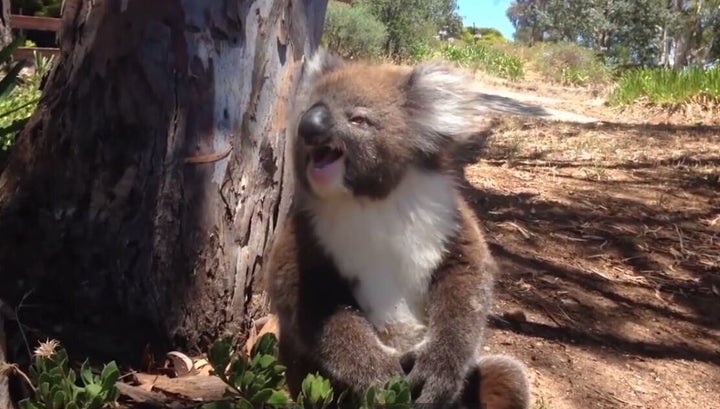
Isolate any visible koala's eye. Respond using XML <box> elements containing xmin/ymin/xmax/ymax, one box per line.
<box><xmin>348</xmin><ymin>108</ymin><xmax>371</xmax><ymax>127</ymax></box>
<box><xmin>349</xmin><ymin>115</ymin><xmax>368</xmax><ymax>126</ymax></box>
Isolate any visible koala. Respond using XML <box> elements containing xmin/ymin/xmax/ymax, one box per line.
<box><xmin>263</xmin><ymin>49</ymin><xmax>530</xmax><ymax>409</ymax></box>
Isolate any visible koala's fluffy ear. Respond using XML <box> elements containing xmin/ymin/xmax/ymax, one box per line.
<box><xmin>405</xmin><ymin>62</ymin><xmax>493</xmax><ymax>146</ymax></box>
<box><xmin>302</xmin><ymin>47</ymin><xmax>345</xmax><ymax>83</ymax></box>
<box><xmin>294</xmin><ymin>48</ymin><xmax>345</xmax><ymax>122</ymax></box>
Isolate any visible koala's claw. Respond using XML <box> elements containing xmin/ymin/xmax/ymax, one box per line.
<box><xmin>404</xmin><ymin>350</ymin><xmax>463</xmax><ymax>409</ymax></box>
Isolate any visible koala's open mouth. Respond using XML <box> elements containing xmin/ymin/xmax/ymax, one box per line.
<box><xmin>307</xmin><ymin>145</ymin><xmax>345</xmax><ymax>188</ymax></box>
<box><xmin>310</xmin><ymin>145</ymin><xmax>344</xmax><ymax>169</ymax></box>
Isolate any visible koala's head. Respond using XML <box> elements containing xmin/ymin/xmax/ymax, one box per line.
<box><xmin>293</xmin><ymin>49</ymin><xmax>491</xmax><ymax>201</ymax></box>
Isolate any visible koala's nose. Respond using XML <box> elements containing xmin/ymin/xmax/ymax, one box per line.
<box><xmin>298</xmin><ymin>103</ymin><xmax>332</xmax><ymax>145</ymax></box>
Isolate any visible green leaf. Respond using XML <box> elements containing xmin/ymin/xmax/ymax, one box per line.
<box><xmin>80</xmin><ymin>361</ymin><xmax>94</xmax><ymax>387</ymax></box>
<box><xmin>88</xmin><ymin>393</ymin><xmax>105</xmax><ymax>409</ymax></box>
<box><xmin>239</xmin><ymin>369</ymin><xmax>256</xmax><ymax>391</ymax></box>
<box><xmin>100</xmin><ymin>361</ymin><xmax>120</xmax><ymax>390</ymax></box>
<box><xmin>51</xmin><ymin>390</ymin><xmax>66</xmax><ymax>409</ymax></box>
<box><xmin>55</xmin><ymin>349</ymin><xmax>69</xmax><ymax>369</ymax></box>
<box><xmin>107</xmin><ymin>386</ymin><xmax>121</xmax><ymax>402</ymax></box>
<box><xmin>85</xmin><ymin>382</ymin><xmax>102</xmax><ymax>398</ymax></box>
<box><xmin>66</xmin><ymin>369</ymin><xmax>76</xmax><ymax>385</ymax></box>
<box><xmin>252</xmin><ymin>354</ymin><xmax>276</xmax><ymax>370</ymax></box>
<box><xmin>46</xmin><ymin>366</ymin><xmax>64</xmax><ymax>379</ymax></box>
<box><xmin>250</xmin><ymin>388</ymin><xmax>275</xmax><ymax>403</ymax></box>
<box><xmin>299</xmin><ymin>373</ymin><xmax>334</xmax><ymax>408</ymax></box>
<box><xmin>250</xmin><ymin>333</ymin><xmax>279</xmax><ymax>358</ymax></box>
<box><xmin>227</xmin><ymin>358</ymin><xmax>247</xmax><ymax>384</ymax></box>
<box><xmin>208</xmin><ymin>338</ymin><xmax>233</xmax><ymax>376</ymax></box>
<box><xmin>18</xmin><ymin>399</ymin><xmax>41</xmax><ymax>409</ymax></box>
<box><xmin>39</xmin><ymin>382</ymin><xmax>51</xmax><ymax>400</ymax></box>
<box><xmin>265</xmin><ymin>390</ymin><xmax>291</xmax><ymax>405</ymax></box>
<box><xmin>364</xmin><ymin>386</ymin><xmax>376</xmax><ymax>407</ymax></box>
<box><xmin>395</xmin><ymin>385</ymin><xmax>411</xmax><ymax>404</ymax></box>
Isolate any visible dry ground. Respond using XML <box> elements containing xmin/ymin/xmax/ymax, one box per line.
<box><xmin>464</xmin><ymin>114</ymin><xmax>720</xmax><ymax>409</ymax></box>
<box><xmin>3</xmin><ymin>69</ymin><xmax>718</xmax><ymax>409</ymax></box>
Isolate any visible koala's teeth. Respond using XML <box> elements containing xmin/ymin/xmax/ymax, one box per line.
<box><xmin>311</xmin><ymin>146</ymin><xmax>344</xmax><ymax>168</ymax></box>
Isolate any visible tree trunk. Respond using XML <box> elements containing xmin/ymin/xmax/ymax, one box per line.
<box><xmin>0</xmin><ymin>0</ymin><xmax>11</xmax><ymax>48</ymax></box>
<box><xmin>0</xmin><ymin>0</ymin><xmax>327</xmax><ymax>364</ymax></box>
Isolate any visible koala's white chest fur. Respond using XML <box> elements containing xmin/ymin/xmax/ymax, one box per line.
<box><xmin>308</xmin><ymin>169</ymin><xmax>459</xmax><ymax>352</ymax></box>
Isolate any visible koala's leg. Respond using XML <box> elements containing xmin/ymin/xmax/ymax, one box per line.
<box><xmin>289</xmin><ymin>307</ymin><xmax>405</xmax><ymax>400</ymax></box>
<box><xmin>279</xmin><ymin>337</ymin><xmax>320</xmax><ymax>398</ymax></box>
<box><xmin>459</xmin><ymin>355</ymin><xmax>531</xmax><ymax>409</ymax></box>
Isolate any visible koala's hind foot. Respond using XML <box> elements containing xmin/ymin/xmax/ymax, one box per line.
<box><xmin>460</xmin><ymin>355</ymin><xmax>530</xmax><ymax>409</ymax></box>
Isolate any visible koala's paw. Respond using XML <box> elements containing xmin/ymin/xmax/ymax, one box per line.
<box><xmin>401</xmin><ymin>347</ymin><xmax>464</xmax><ymax>409</ymax></box>
<box><xmin>476</xmin><ymin>355</ymin><xmax>531</xmax><ymax>409</ymax></box>
<box><xmin>331</xmin><ymin>352</ymin><xmax>404</xmax><ymax>398</ymax></box>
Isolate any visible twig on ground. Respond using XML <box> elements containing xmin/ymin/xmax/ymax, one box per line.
<box><xmin>674</xmin><ymin>224</ymin><xmax>685</xmax><ymax>256</ymax></box>
<box><xmin>15</xmin><ymin>290</ymin><xmax>35</xmax><ymax>361</ymax></box>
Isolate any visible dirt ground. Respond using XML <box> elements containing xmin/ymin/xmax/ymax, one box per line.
<box><xmin>464</xmin><ymin>110</ymin><xmax>720</xmax><ymax>408</ymax></box>
<box><xmin>3</xmin><ymin>67</ymin><xmax>718</xmax><ymax>409</ymax></box>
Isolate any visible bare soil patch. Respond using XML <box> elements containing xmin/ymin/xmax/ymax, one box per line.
<box><xmin>463</xmin><ymin>116</ymin><xmax>720</xmax><ymax>409</ymax></box>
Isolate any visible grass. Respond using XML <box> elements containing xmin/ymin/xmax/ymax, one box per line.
<box><xmin>609</xmin><ymin>66</ymin><xmax>720</xmax><ymax>107</ymax></box>
<box><xmin>436</xmin><ymin>43</ymin><xmax>525</xmax><ymax>81</ymax></box>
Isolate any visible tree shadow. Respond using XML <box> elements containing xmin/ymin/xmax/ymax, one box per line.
<box><xmin>452</xmin><ymin>118</ymin><xmax>720</xmax><ymax>408</ymax></box>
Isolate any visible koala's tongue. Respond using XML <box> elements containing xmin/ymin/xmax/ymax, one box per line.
<box><xmin>310</xmin><ymin>147</ymin><xmax>343</xmax><ymax>184</ymax></box>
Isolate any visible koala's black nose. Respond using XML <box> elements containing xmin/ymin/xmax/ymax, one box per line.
<box><xmin>298</xmin><ymin>103</ymin><xmax>332</xmax><ymax>145</ymax></box>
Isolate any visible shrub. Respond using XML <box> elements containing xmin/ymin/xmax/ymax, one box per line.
<box><xmin>473</xmin><ymin>28</ymin><xmax>510</xmax><ymax>47</ymax></box>
<box><xmin>323</xmin><ymin>2</ymin><xmax>388</xmax><ymax>60</ymax></box>
<box><xmin>526</xmin><ymin>42</ymin><xmax>611</xmax><ymax>87</ymax></box>
<box><xmin>16</xmin><ymin>340</ymin><xmax>120</xmax><ymax>409</ymax></box>
<box><xmin>356</xmin><ymin>0</ymin><xmax>442</xmax><ymax>62</ymax></box>
<box><xmin>609</xmin><ymin>66</ymin><xmax>720</xmax><ymax>107</ymax></box>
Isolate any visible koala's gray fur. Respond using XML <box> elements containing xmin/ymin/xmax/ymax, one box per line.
<box><xmin>264</xmin><ymin>48</ymin><xmax>530</xmax><ymax>409</ymax></box>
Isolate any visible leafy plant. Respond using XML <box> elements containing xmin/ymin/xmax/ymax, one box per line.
<box><xmin>296</xmin><ymin>374</ymin><xmax>335</xmax><ymax>409</ymax></box>
<box><xmin>18</xmin><ymin>340</ymin><xmax>121</xmax><ymax>409</ymax></box>
<box><xmin>203</xmin><ymin>333</ymin><xmax>414</xmax><ymax>409</ymax></box>
<box><xmin>203</xmin><ymin>333</ymin><xmax>291</xmax><ymax>409</ymax></box>
<box><xmin>357</xmin><ymin>378</ymin><xmax>412</xmax><ymax>409</ymax></box>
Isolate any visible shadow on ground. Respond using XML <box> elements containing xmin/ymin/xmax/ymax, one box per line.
<box><xmin>455</xmin><ymin>117</ymin><xmax>720</xmax><ymax>408</ymax></box>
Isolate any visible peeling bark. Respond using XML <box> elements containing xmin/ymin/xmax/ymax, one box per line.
<box><xmin>0</xmin><ymin>0</ymin><xmax>327</xmax><ymax>362</ymax></box>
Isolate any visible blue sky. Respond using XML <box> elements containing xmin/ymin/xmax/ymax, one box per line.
<box><xmin>457</xmin><ymin>0</ymin><xmax>515</xmax><ymax>39</ymax></box>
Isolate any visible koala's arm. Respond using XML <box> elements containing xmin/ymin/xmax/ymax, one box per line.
<box><xmin>403</xmin><ymin>209</ymin><xmax>495</xmax><ymax>405</ymax></box>
<box><xmin>265</xmin><ymin>215</ymin><xmax>404</xmax><ymax>396</ymax></box>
